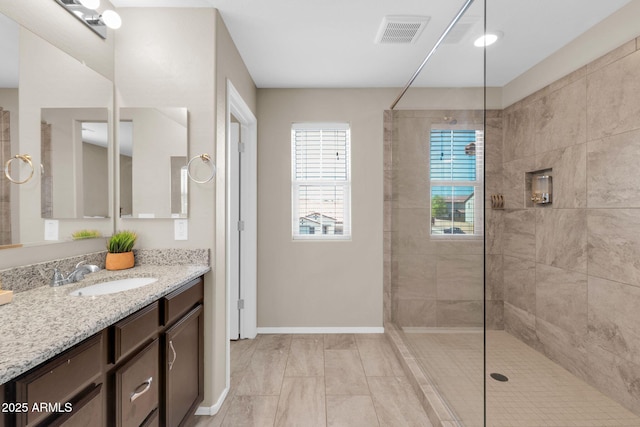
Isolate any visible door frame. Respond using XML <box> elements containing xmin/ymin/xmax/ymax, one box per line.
<box><xmin>225</xmin><ymin>79</ymin><xmax>257</xmax><ymax>384</ymax></box>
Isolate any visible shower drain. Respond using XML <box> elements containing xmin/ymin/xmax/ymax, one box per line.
<box><xmin>490</xmin><ymin>373</ymin><xmax>509</xmax><ymax>382</ymax></box>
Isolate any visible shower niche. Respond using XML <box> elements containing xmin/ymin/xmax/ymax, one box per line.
<box><xmin>526</xmin><ymin>168</ymin><xmax>552</xmax><ymax>207</ymax></box>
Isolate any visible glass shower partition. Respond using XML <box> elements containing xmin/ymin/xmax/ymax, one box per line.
<box><xmin>384</xmin><ymin>0</ymin><xmax>488</xmax><ymax>425</ymax></box>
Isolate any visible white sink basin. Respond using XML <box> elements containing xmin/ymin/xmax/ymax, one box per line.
<box><xmin>69</xmin><ymin>277</ymin><xmax>158</xmax><ymax>296</ymax></box>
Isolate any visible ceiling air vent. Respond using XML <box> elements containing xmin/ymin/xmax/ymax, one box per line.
<box><xmin>375</xmin><ymin>15</ymin><xmax>430</xmax><ymax>44</ymax></box>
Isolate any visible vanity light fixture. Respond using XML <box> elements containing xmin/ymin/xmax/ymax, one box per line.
<box><xmin>55</xmin><ymin>0</ymin><xmax>122</xmax><ymax>39</ymax></box>
<box><xmin>474</xmin><ymin>31</ymin><xmax>503</xmax><ymax>47</ymax></box>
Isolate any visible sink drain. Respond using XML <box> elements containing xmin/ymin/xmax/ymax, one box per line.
<box><xmin>490</xmin><ymin>373</ymin><xmax>509</xmax><ymax>382</ymax></box>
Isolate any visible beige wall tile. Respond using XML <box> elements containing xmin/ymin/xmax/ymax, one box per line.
<box><xmin>395</xmin><ymin>253</ymin><xmax>437</xmax><ymax>299</ymax></box>
<box><xmin>588</xmin><ymin>276</ymin><xmax>640</xmax><ymax>366</ymax></box>
<box><xmin>503</xmin><ymin>209</ymin><xmax>536</xmax><ymax>261</ymax></box>
<box><xmin>535</xmin><ymin>208</ymin><xmax>587</xmax><ymax>272</ymax></box>
<box><xmin>503</xmin><ymin>157</ymin><xmax>535</xmax><ymax>209</ymax></box>
<box><xmin>503</xmin><ymin>255</ymin><xmax>536</xmax><ymax>313</ymax></box>
<box><xmin>436</xmin><ymin>254</ymin><xmax>483</xmax><ymax>300</ymax></box>
<box><xmin>393</xmin><ymin>299</ymin><xmax>437</xmax><ymax>328</ymax></box>
<box><xmin>485</xmin><ymin>254</ymin><xmax>504</xmax><ymax>301</ymax></box>
<box><xmin>504</xmin><ymin>303</ymin><xmax>540</xmax><ymax>349</ymax></box>
<box><xmin>585</xmin><ymin>341</ymin><xmax>640</xmax><ymax>415</ymax></box>
<box><xmin>588</xmin><ymin>209</ymin><xmax>640</xmax><ymax>285</ymax></box>
<box><xmin>535</xmin><ymin>79</ymin><xmax>587</xmax><ymax>155</ymax></box>
<box><xmin>587</xmin><ymin>39</ymin><xmax>636</xmax><ymax>74</ymax></box>
<box><xmin>536</xmin><ymin>143</ymin><xmax>587</xmax><ymax>209</ymax></box>
<box><xmin>536</xmin><ymin>264</ymin><xmax>588</xmax><ymax>334</ymax></box>
<box><xmin>587</xmin><ymin>128</ymin><xmax>640</xmax><ymax>208</ymax></box>
<box><xmin>436</xmin><ymin>300</ymin><xmax>483</xmax><ymax>327</ymax></box>
<box><xmin>535</xmin><ymin>317</ymin><xmax>589</xmax><ymax>380</ymax></box>
<box><xmin>587</xmin><ymin>49</ymin><xmax>640</xmax><ymax>140</ymax></box>
<box><xmin>503</xmin><ymin>103</ymin><xmax>537</xmax><ymax>162</ymax></box>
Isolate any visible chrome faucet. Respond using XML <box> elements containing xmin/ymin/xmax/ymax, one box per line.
<box><xmin>50</xmin><ymin>261</ymin><xmax>101</xmax><ymax>287</ymax></box>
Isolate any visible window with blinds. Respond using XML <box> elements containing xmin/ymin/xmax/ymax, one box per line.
<box><xmin>292</xmin><ymin>123</ymin><xmax>351</xmax><ymax>240</ymax></box>
<box><xmin>429</xmin><ymin>128</ymin><xmax>483</xmax><ymax>237</ymax></box>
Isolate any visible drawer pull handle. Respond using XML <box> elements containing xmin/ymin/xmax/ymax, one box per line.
<box><xmin>130</xmin><ymin>377</ymin><xmax>153</xmax><ymax>402</ymax></box>
<box><xmin>168</xmin><ymin>340</ymin><xmax>177</xmax><ymax>371</ymax></box>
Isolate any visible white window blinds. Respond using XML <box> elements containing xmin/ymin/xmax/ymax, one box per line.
<box><xmin>291</xmin><ymin>123</ymin><xmax>351</xmax><ymax>239</ymax></box>
<box><xmin>429</xmin><ymin>128</ymin><xmax>484</xmax><ymax>237</ymax></box>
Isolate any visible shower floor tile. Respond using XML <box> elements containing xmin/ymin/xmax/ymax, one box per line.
<box><xmin>403</xmin><ymin>330</ymin><xmax>640</xmax><ymax>426</ymax></box>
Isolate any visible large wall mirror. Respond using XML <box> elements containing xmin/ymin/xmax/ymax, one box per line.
<box><xmin>119</xmin><ymin>107</ymin><xmax>188</xmax><ymax>219</ymax></box>
<box><xmin>0</xmin><ymin>11</ymin><xmax>114</xmax><ymax>247</ymax></box>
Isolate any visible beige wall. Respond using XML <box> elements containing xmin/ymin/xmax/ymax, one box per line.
<box><xmin>257</xmin><ymin>89</ymin><xmax>384</xmax><ymax>328</ymax></box>
<box><xmin>214</xmin><ymin>9</ymin><xmax>257</xmax><ymax>407</ymax></box>
<box><xmin>500</xmin><ymin>38</ymin><xmax>640</xmax><ymax>415</ymax></box>
<box><xmin>256</xmin><ymin>88</ymin><xmax>494</xmax><ymax>329</ymax></box>
<box><xmin>115</xmin><ymin>8</ymin><xmax>257</xmax><ymax>409</ymax></box>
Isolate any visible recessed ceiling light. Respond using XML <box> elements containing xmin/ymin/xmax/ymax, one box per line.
<box><xmin>474</xmin><ymin>31</ymin><xmax>502</xmax><ymax>47</ymax></box>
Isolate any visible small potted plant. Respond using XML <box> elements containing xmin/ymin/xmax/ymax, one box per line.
<box><xmin>105</xmin><ymin>230</ymin><xmax>137</xmax><ymax>270</ymax></box>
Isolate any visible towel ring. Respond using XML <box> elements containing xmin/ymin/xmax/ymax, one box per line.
<box><xmin>187</xmin><ymin>153</ymin><xmax>216</xmax><ymax>184</ymax></box>
<box><xmin>4</xmin><ymin>154</ymin><xmax>35</xmax><ymax>184</ymax></box>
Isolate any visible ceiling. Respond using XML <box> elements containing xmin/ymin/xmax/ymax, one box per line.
<box><xmin>0</xmin><ymin>1</ymin><xmax>633</xmax><ymax>89</ymax></box>
<box><xmin>111</xmin><ymin>0</ymin><xmax>633</xmax><ymax>89</ymax></box>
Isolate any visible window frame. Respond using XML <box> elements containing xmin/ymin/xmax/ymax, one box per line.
<box><xmin>291</xmin><ymin>122</ymin><xmax>352</xmax><ymax>241</ymax></box>
<box><xmin>429</xmin><ymin>125</ymin><xmax>484</xmax><ymax>239</ymax></box>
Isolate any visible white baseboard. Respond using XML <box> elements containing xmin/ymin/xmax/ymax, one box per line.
<box><xmin>195</xmin><ymin>386</ymin><xmax>229</xmax><ymax>416</ymax></box>
<box><xmin>256</xmin><ymin>326</ymin><xmax>384</xmax><ymax>334</ymax></box>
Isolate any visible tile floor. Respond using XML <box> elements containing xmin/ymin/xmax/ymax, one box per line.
<box><xmin>402</xmin><ymin>330</ymin><xmax>640</xmax><ymax>427</ymax></box>
<box><xmin>192</xmin><ymin>334</ymin><xmax>433</xmax><ymax>427</ymax></box>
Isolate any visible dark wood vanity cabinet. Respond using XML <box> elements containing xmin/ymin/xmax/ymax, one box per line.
<box><xmin>3</xmin><ymin>276</ymin><xmax>204</xmax><ymax>427</ymax></box>
<box><xmin>162</xmin><ymin>278</ymin><xmax>204</xmax><ymax>427</ymax></box>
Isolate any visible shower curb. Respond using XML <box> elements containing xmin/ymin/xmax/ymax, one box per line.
<box><xmin>385</xmin><ymin>323</ymin><xmax>463</xmax><ymax>427</ymax></box>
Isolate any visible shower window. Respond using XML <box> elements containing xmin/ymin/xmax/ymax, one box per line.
<box><xmin>429</xmin><ymin>127</ymin><xmax>483</xmax><ymax>236</ymax></box>
<box><xmin>291</xmin><ymin>123</ymin><xmax>351</xmax><ymax>240</ymax></box>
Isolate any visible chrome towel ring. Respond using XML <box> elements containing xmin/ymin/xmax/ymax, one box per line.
<box><xmin>187</xmin><ymin>153</ymin><xmax>216</xmax><ymax>184</ymax></box>
<box><xmin>4</xmin><ymin>154</ymin><xmax>35</xmax><ymax>184</ymax></box>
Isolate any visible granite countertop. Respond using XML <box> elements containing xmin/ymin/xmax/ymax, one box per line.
<box><xmin>0</xmin><ymin>264</ymin><xmax>210</xmax><ymax>385</ymax></box>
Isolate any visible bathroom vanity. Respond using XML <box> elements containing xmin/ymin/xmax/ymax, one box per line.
<box><xmin>0</xmin><ymin>263</ymin><xmax>209</xmax><ymax>427</ymax></box>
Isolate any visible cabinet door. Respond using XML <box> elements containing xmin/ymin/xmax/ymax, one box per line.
<box><xmin>163</xmin><ymin>305</ymin><xmax>203</xmax><ymax>427</ymax></box>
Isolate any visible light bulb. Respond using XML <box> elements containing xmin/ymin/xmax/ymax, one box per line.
<box><xmin>101</xmin><ymin>10</ymin><xmax>122</xmax><ymax>29</ymax></box>
<box><xmin>78</xmin><ymin>0</ymin><xmax>100</xmax><ymax>9</ymax></box>
<box><xmin>474</xmin><ymin>32</ymin><xmax>502</xmax><ymax>47</ymax></box>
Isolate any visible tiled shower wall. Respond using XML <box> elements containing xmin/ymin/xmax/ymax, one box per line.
<box><xmin>501</xmin><ymin>37</ymin><xmax>640</xmax><ymax>415</ymax></box>
<box><xmin>386</xmin><ymin>109</ymin><xmax>504</xmax><ymax>329</ymax></box>
<box><xmin>1</xmin><ymin>108</ymin><xmax>11</xmax><ymax>245</ymax></box>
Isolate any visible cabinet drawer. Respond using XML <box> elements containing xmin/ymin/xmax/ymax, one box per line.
<box><xmin>115</xmin><ymin>339</ymin><xmax>159</xmax><ymax>427</ymax></box>
<box><xmin>112</xmin><ymin>302</ymin><xmax>159</xmax><ymax>364</ymax></box>
<box><xmin>15</xmin><ymin>333</ymin><xmax>102</xmax><ymax>426</ymax></box>
<box><xmin>48</xmin><ymin>383</ymin><xmax>103</xmax><ymax>427</ymax></box>
<box><xmin>162</xmin><ymin>278</ymin><xmax>203</xmax><ymax>327</ymax></box>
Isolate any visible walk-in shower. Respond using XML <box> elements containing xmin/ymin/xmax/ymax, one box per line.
<box><xmin>385</xmin><ymin>0</ymin><xmax>640</xmax><ymax>425</ymax></box>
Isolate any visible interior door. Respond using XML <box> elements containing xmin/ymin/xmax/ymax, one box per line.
<box><xmin>229</xmin><ymin>121</ymin><xmax>241</xmax><ymax>340</ymax></box>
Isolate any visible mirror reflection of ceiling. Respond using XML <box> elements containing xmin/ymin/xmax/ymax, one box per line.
<box><xmin>112</xmin><ymin>0</ymin><xmax>633</xmax><ymax>88</ymax></box>
<box><xmin>0</xmin><ymin>12</ymin><xmax>19</xmax><ymax>88</ymax></box>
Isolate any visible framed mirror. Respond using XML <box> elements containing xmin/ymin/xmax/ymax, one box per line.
<box><xmin>119</xmin><ymin>107</ymin><xmax>188</xmax><ymax>219</ymax></box>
